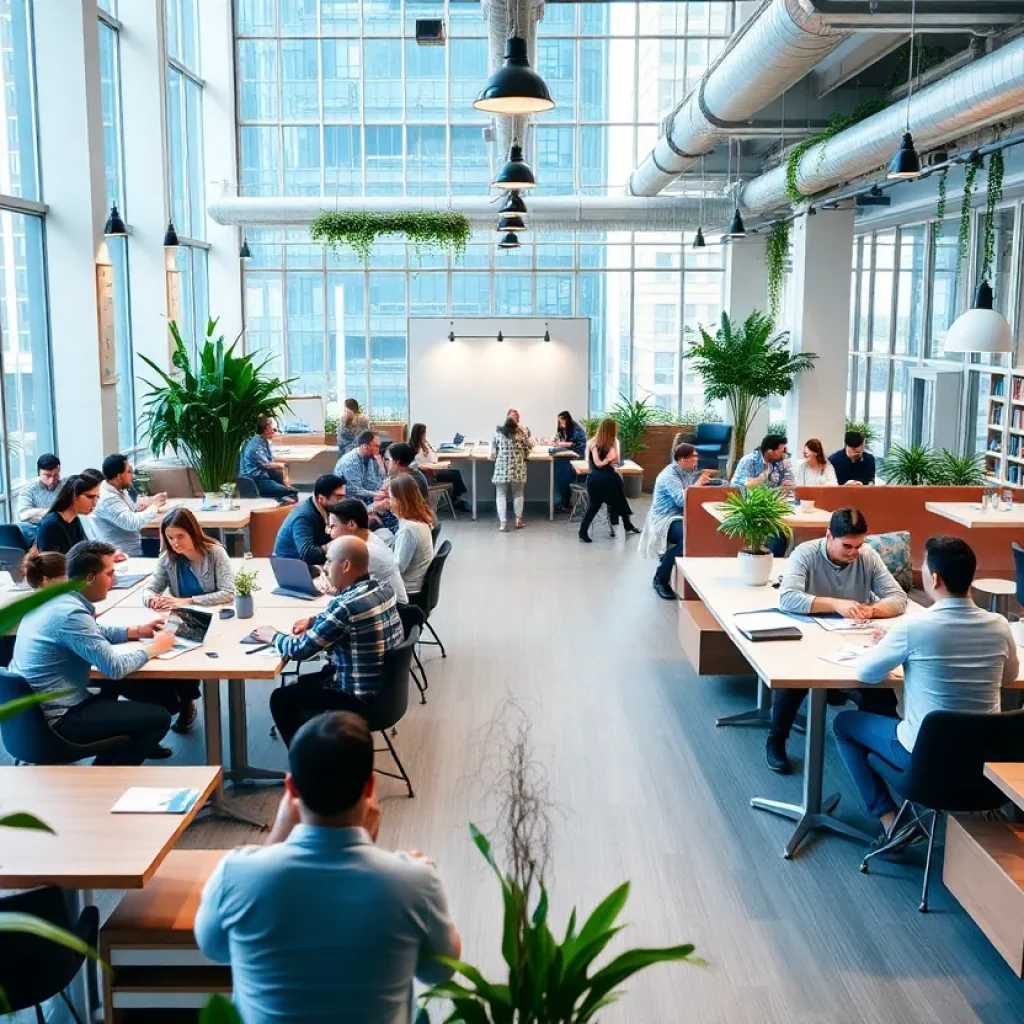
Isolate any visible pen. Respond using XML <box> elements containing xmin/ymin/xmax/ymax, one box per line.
<box><xmin>246</xmin><ymin>643</ymin><xmax>272</xmax><ymax>655</ymax></box>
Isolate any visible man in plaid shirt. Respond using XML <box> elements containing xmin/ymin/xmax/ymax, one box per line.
<box><xmin>257</xmin><ymin>536</ymin><xmax>404</xmax><ymax>745</ymax></box>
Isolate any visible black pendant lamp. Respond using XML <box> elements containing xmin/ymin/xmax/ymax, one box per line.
<box><xmin>693</xmin><ymin>155</ymin><xmax>706</xmax><ymax>247</ymax></box>
<box><xmin>693</xmin><ymin>226</ymin><xmax>707</xmax><ymax>249</ymax></box>
<box><xmin>497</xmin><ymin>213</ymin><xmax>526</xmax><ymax>233</ymax></box>
<box><xmin>163</xmin><ymin>220</ymin><xmax>179</xmax><ymax>248</ymax></box>
<box><xmin>727</xmin><ymin>208</ymin><xmax>746</xmax><ymax>238</ymax></box>
<box><xmin>474</xmin><ymin>35</ymin><xmax>554</xmax><ymax>116</ymax></box>
<box><xmin>103</xmin><ymin>203</ymin><xmax>127</xmax><ymax>237</ymax></box>
<box><xmin>239</xmin><ymin>235</ymin><xmax>252</xmax><ymax>260</ymax></box>
<box><xmin>500</xmin><ymin>191</ymin><xmax>528</xmax><ymax>217</ymax></box>
<box><xmin>493</xmin><ymin>144</ymin><xmax>536</xmax><ymax>190</ymax></box>
<box><xmin>497</xmin><ymin>232</ymin><xmax>520</xmax><ymax>250</ymax></box>
<box><xmin>888</xmin><ymin>0</ymin><xmax>922</xmax><ymax>181</ymax></box>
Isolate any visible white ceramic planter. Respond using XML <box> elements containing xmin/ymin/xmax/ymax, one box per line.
<box><xmin>738</xmin><ymin>550</ymin><xmax>773</xmax><ymax>586</ymax></box>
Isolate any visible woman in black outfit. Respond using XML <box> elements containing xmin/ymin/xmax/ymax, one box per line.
<box><xmin>35</xmin><ymin>475</ymin><xmax>100</xmax><ymax>554</ymax></box>
<box><xmin>579</xmin><ymin>418</ymin><xmax>639</xmax><ymax>543</ymax></box>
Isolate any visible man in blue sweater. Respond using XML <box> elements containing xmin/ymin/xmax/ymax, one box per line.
<box><xmin>273</xmin><ymin>474</ymin><xmax>346</xmax><ymax>573</ymax></box>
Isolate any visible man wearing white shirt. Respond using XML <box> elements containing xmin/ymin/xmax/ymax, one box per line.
<box><xmin>91</xmin><ymin>454</ymin><xmax>166</xmax><ymax>557</ymax></box>
<box><xmin>323</xmin><ymin>498</ymin><xmax>408</xmax><ymax>604</ymax></box>
<box><xmin>837</xmin><ymin>536</ymin><xmax>1018</xmax><ymax>844</ymax></box>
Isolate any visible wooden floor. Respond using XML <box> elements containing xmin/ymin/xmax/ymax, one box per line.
<box><xmin>14</xmin><ymin>501</ymin><xmax>1024</xmax><ymax>1022</ymax></box>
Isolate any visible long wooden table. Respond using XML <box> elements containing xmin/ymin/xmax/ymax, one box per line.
<box><xmin>984</xmin><ymin>763</ymin><xmax>1024</xmax><ymax>807</ymax></box>
<box><xmin>147</xmin><ymin>497</ymin><xmax>279</xmax><ymax>551</ymax></box>
<box><xmin>925</xmin><ymin>500</ymin><xmax>1024</xmax><ymax>528</ymax></box>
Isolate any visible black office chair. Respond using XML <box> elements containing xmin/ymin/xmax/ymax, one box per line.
<box><xmin>409</xmin><ymin>539</ymin><xmax>451</xmax><ymax>658</ymax></box>
<box><xmin>364</xmin><ymin>627</ymin><xmax>419</xmax><ymax>798</ymax></box>
<box><xmin>0</xmin><ymin>523</ymin><xmax>28</xmax><ymax>551</ymax></box>
<box><xmin>0</xmin><ymin>886</ymin><xmax>98</xmax><ymax>1024</ymax></box>
<box><xmin>235</xmin><ymin>476</ymin><xmax>260</xmax><ymax>499</ymax></box>
<box><xmin>430</xmin><ymin>520</ymin><xmax>442</xmax><ymax>547</ymax></box>
<box><xmin>0</xmin><ymin>545</ymin><xmax>26</xmax><ymax>582</ymax></box>
<box><xmin>1012</xmin><ymin>542</ymin><xmax>1024</xmax><ymax>608</ymax></box>
<box><xmin>397</xmin><ymin>604</ymin><xmax>429</xmax><ymax>704</ymax></box>
<box><xmin>860</xmin><ymin>708</ymin><xmax>1024</xmax><ymax>911</ymax></box>
<box><xmin>0</xmin><ymin>670</ymin><xmax>129</xmax><ymax>765</ymax></box>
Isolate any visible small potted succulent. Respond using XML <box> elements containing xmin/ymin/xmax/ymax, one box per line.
<box><xmin>717</xmin><ymin>486</ymin><xmax>793</xmax><ymax>586</ymax></box>
<box><xmin>233</xmin><ymin>567</ymin><xmax>260</xmax><ymax>619</ymax></box>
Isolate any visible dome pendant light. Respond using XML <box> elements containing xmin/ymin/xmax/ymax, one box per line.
<box><xmin>945</xmin><ymin>281</ymin><xmax>1012</xmax><ymax>354</ymax></box>
<box><xmin>888</xmin><ymin>0</ymin><xmax>923</xmax><ymax>181</ymax></box>
<box><xmin>726</xmin><ymin>141</ymin><xmax>746</xmax><ymax>239</ymax></box>
<box><xmin>163</xmin><ymin>220</ymin><xmax>179</xmax><ymax>248</ymax></box>
<box><xmin>497</xmin><ymin>232</ymin><xmax>520</xmax><ymax>250</ymax></box>
<box><xmin>493</xmin><ymin>143</ymin><xmax>536</xmax><ymax>190</ymax></box>
<box><xmin>497</xmin><ymin>213</ymin><xmax>526</xmax><ymax>233</ymax></box>
<box><xmin>103</xmin><ymin>203</ymin><xmax>127</xmax><ymax>237</ymax></box>
<box><xmin>239</xmin><ymin>235</ymin><xmax>252</xmax><ymax>260</ymax></box>
<box><xmin>693</xmin><ymin>227</ymin><xmax>706</xmax><ymax>249</ymax></box>
<box><xmin>474</xmin><ymin>35</ymin><xmax>554</xmax><ymax>116</ymax></box>
<box><xmin>500</xmin><ymin>190</ymin><xmax>528</xmax><ymax>217</ymax></box>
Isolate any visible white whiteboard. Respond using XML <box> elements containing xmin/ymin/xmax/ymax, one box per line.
<box><xmin>279</xmin><ymin>395</ymin><xmax>325</xmax><ymax>433</ymax></box>
<box><xmin>407</xmin><ymin>317</ymin><xmax>590</xmax><ymax>444</ymax></box>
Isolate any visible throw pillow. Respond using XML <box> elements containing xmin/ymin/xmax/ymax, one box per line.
<box><xmin>865</xmin><ymin>530</ymin><xmax>912</xmax><ymax>592</ymax></box>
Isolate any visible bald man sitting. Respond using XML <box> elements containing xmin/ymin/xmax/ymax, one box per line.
<box><xmin>256</xmin><ymin>536</ymin><xmax>405</xmax><ymax>746</ymax></box>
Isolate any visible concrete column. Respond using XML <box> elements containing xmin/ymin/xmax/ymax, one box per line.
<box><xmin>787</xmin><ymin>208</ymin><xmax>855</xmax><ymax>451</ymax></box>
<box><xmin>723</xmin><ymin>233</ymin><xmax>770</xmax><ymax>455</ymax></box>
<box><xmin>199</xmin><ymin>0</ymin><xmax>243</xmax><ymax>345</ymax></box>
<box><xmin>35</xmin><ymin>0</ymin><xmax>116</xmax><ymax>467</ymax></box>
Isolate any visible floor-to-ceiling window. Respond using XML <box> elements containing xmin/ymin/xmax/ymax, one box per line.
<box><xmin>0</xmin><ymin>0</ymin><xmax>53</xmax><ymax>516</ymax></box>
<box><xmin>234</xmin><ymin>0</ymin><xmax>732</xmax><ymax>418</ymax></box>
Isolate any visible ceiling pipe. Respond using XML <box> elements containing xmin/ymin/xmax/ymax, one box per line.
<box><xmin>740</xmin><ymin>34</ymin><xmax>1024</xmax><ymax>214</ymax></box>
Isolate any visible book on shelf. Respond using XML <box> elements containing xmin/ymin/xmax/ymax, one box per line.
<box><xmin>1014</xmin><ymin>377</ymin><xmax>1024</xmax><ymax>402</ymax></box>
<box><xmin>993</xmin><ymin>376</ymin><xmax>1006</xmax><ymax>396</ymax></box>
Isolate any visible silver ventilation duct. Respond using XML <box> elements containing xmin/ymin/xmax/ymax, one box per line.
<box><xmin>740</xmin><ymin>35</ymin><xmax>1024</xmax><ymax>214</ymax></box>
<box><xmin>206</xmin><ymin>194</ymin><xmax>734</xmax><ymax>233</ymax></box>
<box><xmin>627</xmin><ymin>0</ymin><xmax>849</xmax><ymax>197</ymax></box>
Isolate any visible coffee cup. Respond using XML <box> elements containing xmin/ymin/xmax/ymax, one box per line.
<box><xmin>800</xmin><ymin>499</ymin><xmax>815</xmax><ymax>513</ymax></box>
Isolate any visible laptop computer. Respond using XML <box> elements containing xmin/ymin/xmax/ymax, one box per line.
<box><xmin>438</xmin><ymin>432</ymin><xmax>465</xmax><ymax>452</ymax></box>
<box><xmin>270</xmin><ymin>557</ymin><xmax>321</xmax><ymax>600</ymax></box>
<box><xmin>145</xmin><ymin>607</ymin><xmax>213</xmax><ymax>660</ymax></box>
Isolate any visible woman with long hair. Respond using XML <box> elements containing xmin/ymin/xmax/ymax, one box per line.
<box><xmin>336</xmin><ymin>398</ymin><xmax>371</xmax><ymax>457</ymax></box>
<box><xmin>390</xmin><ymin>473</ymin><xmax>435</xmax><ymax>596</ymax></box>
<box><xmin>549</xmin><ymin>409</ymin><xmax>587</xmax><ymax>511</ymax></box>
<box><xmin>35</xmin><ymin>475</ymin><xmax>100</xmax><ymax>554</ymax></box>
<box><xmin>793</xmin><ymin>438</ymin><xmax>838</xmax><ymax>486</ymax></box>
<box><xmin>490</xmin><ymin>414</ymin><xmax>533</xmax><ymax>531</ymax></box>
<box><xmin>408</xmin><ymin>422</ymin><xmax>468</xmax><ymax>511</ymax></box>
<box><xmin>143</xmin><ymin>507</ymin><xmax>234</xmax><ymax>610</ymax></box>
<box><xmin>23</xmin><ymin>550</ymin><xmax>66</xmax><ymax>589</ymax></box>
<box><xmin>578</xmin><ymin>418</ymin><xmax>638</xmax><ymax>543</ymax></box>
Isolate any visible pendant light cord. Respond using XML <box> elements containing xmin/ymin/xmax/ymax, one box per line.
<box><xmin>905</xmin><ymin>0</ymin><xmax>916</xmax><ymax>131</ymax></box>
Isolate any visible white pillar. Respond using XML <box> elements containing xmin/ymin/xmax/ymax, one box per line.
<box><xmin>723</xmin><ymin>234</ymin><xmax>770</xmax><ymax>453</ymax></box>
<box><xmin>199</xmin><ymin>0</ymin><xmax>243</xmax><ymax>344</ymax></box>
<box><xmin>35</xmin><ymin>0</ymin><xmax>116</xmax><ymax>467</ymax></box>
<box><xmin>787</xmin><ymin>208</ymin><xmax>854</xmax><ymax>451</ymax></box>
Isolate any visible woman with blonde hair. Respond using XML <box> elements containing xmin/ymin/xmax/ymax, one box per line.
<box><xmin>490</xmin><ymin>414</ymin><xmax>533</xmax><ymax>531</ymax></box>
<box><xmin>793</xmin><ymin>438</ymin><xmax>838</xmax><ymax>486</ymax></box>
<box><xmin>390</xmin><ymin>473</ymin><xmax>435</xmax><ymax>597</ymax></box>
<box><xmin>336</xmin><ymin>397</ymin><xmax>371</xmax><ymax>457</ymax></box>
<box><xmin>579</xmin><ymin>418</ymin><xmax>638</xmax><ymax>543</ymax></box>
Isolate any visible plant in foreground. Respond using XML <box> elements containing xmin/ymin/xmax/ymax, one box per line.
<box><xmin>717</xmin><ymin>486</ymin><xmax>794</xmax><ymax>555</ymax></box>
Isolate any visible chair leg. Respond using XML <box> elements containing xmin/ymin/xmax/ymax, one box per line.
<box><xmin>919</xmin><ymin>811</ymin><xmax>938</xmax><ymax>913</ymax></box>
<box><xmin>35</xmin><ymin>1005</ymin><xmax>45</xmax><ymax>1024</ymax></box>
<box><xmin>411</xmin><ymin>664</ymin><xmax>427</xmax><ymax>705</ymax></box>
<box><xmin>58</xmin><ymin>990</ymin><xmax>87</xmax><ymax>1024</ymax></box>
<box><xmin>414</xmin><ymin>650</ymin><xmax>429</xmax><ymax>691</ymax></box>
<box><xmin>422</xmin><ymin>619</ymin><xmax>446</xmax><ymax>658</ymax></box>
<box><xmin>378</xmin><ymin>730</ymin><xmax>414</xmax><ymax>798</ymax></box>
<box><xmin>860</xmin><ymin>800</ymin><xmax>910</xmax><ymax>872</ymax></box>
<box><xmin>444</xmin><ymin>491</ymin><xmax>457</xmax><ymax>520</ymax></box>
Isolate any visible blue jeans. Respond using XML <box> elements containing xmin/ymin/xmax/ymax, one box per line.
<box><xmin>655</xmin><ymin>520</ymin><xmax>685</xmax><ymax>585</ymax></box>
<box><xmin>553</xmin><ymin>457</ymin><xmax>576</xmax><ymax>507</ymax></box>
<box><xmin>833</xmin><ymin>710</ymin><xmax>911</xmax><ymax>819</ymax></box>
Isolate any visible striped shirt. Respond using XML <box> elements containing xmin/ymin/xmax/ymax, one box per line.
<box><xmin>240</xmin><ymin>435</ymin><xmax>274</xmax><ymax>479</ymax></box>
<box><xmin>730</xmin><ymin>449</ymin><xmax>794</xmax><ymax>494</ymax></box>
<box><xmin>271</xmin><ymin>576</ymin><xmax>404</xmax><ymax>698</ymax></box>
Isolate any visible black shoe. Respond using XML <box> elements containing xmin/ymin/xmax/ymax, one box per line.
<box><xmin>766</xmin><ymin>735</ymin><xmax>791</xmax><ymax>774</ymax></box>
<box><xmin>553</xmin><ymin>504</ymin><xmax>567</xmax><ymax>513</ymax></box>
<box><xmin>453</xmin><ymin>500</ymin><xmax>469</xmax><ymax>512</ymax></box>
<box><xmin>609</xmin><ymin>526</ymin><xmax>617</xmax><ymax>537</ymax></box>
<box><xmin>578</xmin><ymin>532</ymin><xmax>592</xmax><ymax>544</ymax></box>
<box><xmin>624</xmin><ymin>523</ymin><xmax>640</xmax><ymax>535</ymax></box>
<box><xmin>652</xmin><ymin>578</ymin><xmax>676</xmax><ymax>600</ymax></box>
<box><xmin>870</xmin><ymin>821</ymin><xmax>926</xmax><ymax>859</ymax></box>
<box><xmin>148</xmin><ymin>744</ymin><xmax>174</xmax><ymax>761</ymax></box>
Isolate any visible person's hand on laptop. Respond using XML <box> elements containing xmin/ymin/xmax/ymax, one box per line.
<box><xmin>146</xmin><ymin>631</ymin><xmax>177</xmax><ymax>657</ymax></box>
<box><xmin>134</xmin><ymin>617</ymin><xmax>167</xmax><ymax>639</ymax></box>
<box><xmin>253</xmin><ymin>625</ymin><xmax>279</xmax><ymax>644</ymax></box>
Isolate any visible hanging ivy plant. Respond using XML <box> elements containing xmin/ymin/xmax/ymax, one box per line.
<box><xmin>955</xmin><ymin>160</ymin><xmax>978</xmax><ymax>287</ymax></box>
<box><xmin>981</xmin><ymin>150</ymin><xmax>1005</xmax><ymax>283</ymax></box>
<box><xmin>310</xmin><ymin>211</ymin><xmax>471</xmax><ymax>263</ymax></box>
<box><xmin>935</xmin><ymin>169</ymin><xmax>947</xmax><ymax>238</ymax></box>
<box><xmin>765</xmin><ymin>220</ymin><xmax>790</xmax><ymax>321</ymax></box>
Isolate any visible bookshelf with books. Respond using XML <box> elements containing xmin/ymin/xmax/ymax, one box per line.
<box><xmin>987</xmin><ymin>371</ymin><xmax>1008</xmax><ymax>484</ymax></box>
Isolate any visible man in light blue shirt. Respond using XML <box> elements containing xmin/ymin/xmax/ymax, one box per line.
<box><xmin>730</xmin><ymin>433</ymin><xmax>794</xmax><ymax>556</ymax></box>
<box><xmin>10</xmin><ymin>540</ymin><xmax>175</xmax><ymax>764</ymax></box>
<box><xmin>336</xmin><ymin>430</ymin><xmax>399</xmax><ymax>533</ymax></box>
<box><xmin>17</xmin><ymin>453</ymin><xmax>61</xmax><ymax>542</ymax></box>
<box><xmin>195</xmin><ymin>712</ymin><xmax>461</xmax><ymax>1024</ymax></box>
<box><xmin>836</xmin><ymin>536</ymin><xmax>1018</xmax><ymax>842</ymax></box>
<box><xmin>91</xmin><ymin>454</ymin><xmax>167</xmax><ymax>557</ymax></box>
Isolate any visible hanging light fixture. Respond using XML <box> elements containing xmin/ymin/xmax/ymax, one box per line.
<box><xmin>693</xmin><ymin>155</ymin><xmax>707</xmax><ymax>248</ymax></box>
<box><xmin>497</xmin><ymin>214</ymin><xmax>526</xmax><ymax>232</ymax></box>
<box><xmin>693</xmin><ymin>227</ymin><xmax>706</xmax><ymax>249</ymax></box>
<box><xmin>239</xmin><ymin>235</ymin><xmax>252</xmax><ymax>260</ymax></box>
<box><xmin>103</xmin><ymin>203</ymin><xmax>127</xmax><ymax>237</ymax></box>
<box><xmin>945</xmin><ymin>281</ymin><xmax>1012</xmax><ymax>353</ymax></box>
<box><xmin>163</xmin><ymin>220</ymin><xmax>179</xmax><ymax>248</ymax></box>
<box><xmin>497</xmin><ymin>232</ymin><xmax>520</xmax><ymax>250</ymax></box>
<box><xmin>493</xmin><ymin>143</ymin><xmax>536</xmax><ymax>190</ymax></box>
<box><xmin>474</xmin><ymin>35</ymin><xmax>553</xmax><ymax>115</ymax></box>
<box><xmin>727</xmin><ymin>141</ymin><xmax>746</xmax><ymax>238</ymax></box>
<box><xmin>888</xmin><ymin>0</ymin><xmax>922</xmax><ymax>180</ymax></box>
<box><xmin>500</xmin><ymin>191</ymin><xmax>528</xmax><ymax>217</ymax></box>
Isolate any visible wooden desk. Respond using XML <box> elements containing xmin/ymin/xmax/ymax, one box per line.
<box><xmin>985</xmin><ymin>763</ymin><xmax>1024</xmax><ymax>810</ymax></box>
<box><xmin>925</xmin><ymin>501</ymin><xmax>1024</xmax><ymax>528</ymax></box>
<box><xmin>702</xmin><ymin>500</ymin><xmax>834</xmax><ymax>529</ymax></box>
<box><xmin>150</xmin><ymin>497</ymin><xmax>279</xmax><ymax>552</ymax></box>
<box><xmin>467</xmin><ymin>446</ymin><xmax>579</xmax><ymax>521</ymax></box>
<box><xmin>272</xmin><ymin>444</ymin><xmax>334</xmax><ymax>464</ymax></box>
<box><xmin>0</xmin><ymin>765</ymin><xmax>219</xmax><ymax>889</ymax></box>
<box><xmin>570</xmin><ymin>458</ymin><xmax>643</xmax><ymax>476</ymax></box>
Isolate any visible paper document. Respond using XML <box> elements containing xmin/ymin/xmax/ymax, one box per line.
<box><xmin>818</xmin><ymin>648</ymin><xmax>866</xmax><ymax>667</ymax></box>
<box><xmin>811</xmin><ymin>614</ymin><xmax>873</xmax><ymax>633</ymax></box>
<box><xmin>733</xmin><ymin>610</ymin><xmax>794</xmax><ymax>632</ymax></box>
<box><xmin>111</xmin><ymin>787</ymin><xmax>202</xmax><ymax>814</ymax></box>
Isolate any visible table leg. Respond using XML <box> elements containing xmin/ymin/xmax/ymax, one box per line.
<box><xmin>243</xmin><ymin>524</ymin><xmax>252</xmax><ymax>555</ymax></box>
<box><xmin>715</xmin><ymin>680</ymin><xmax>806</xmax><ymax>734</ymax></box>
<box><xmin>471</xmin><ymin>460</ymin><xmax>478</xmax><ymax>521</ymax></box>
<box><xmin>226</xmin><ymin>678</ymin><xmax>286</xmax><ymax>785</ymax></box>
<box><xmin>548</xmin><ymin>460</ymin><xmax>554</xmax><ymax>521</ymax></box>
<box><xmin>750</xmin><ymin>688</ymin><xmax>874</xmax><ymax>858</ymax></box>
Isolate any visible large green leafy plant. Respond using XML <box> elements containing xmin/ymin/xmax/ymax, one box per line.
<box><xmin>140</xmin><ymin>319</ymin><xmax>294</xmax><ymax>493</ymax></box>
<box><xmin>934</xmin><ymin>450</ymin><xmax>986</xmax><ymax>486</ymax></box>
<box><xmin>717</xmin><ymin>487</ymin><xmax>794</xmax><ymax>555</ymax></box>
<box><xmin>684</xmin><ymin>311</ymin><xmax>817</xmax><ymax>466</ymax></box>
<box><xmin>311</xmin><ymin>211</ymin><xmax>471</xmax><ymax>263</ymax></box>
<box><xmin>608</xmin><ymin>394</ymin><xmax>667</xmax><ymax>459</ymax></box>
<box><xmin>881</xmin><ymin>444</ymin><xmax>941</xmax><ymax>486</ymax></box>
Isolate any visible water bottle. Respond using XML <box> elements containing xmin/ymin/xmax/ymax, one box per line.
<box><xmin>1003</xmin><ymin>488</ymin><xmax>1014</xmax><ymax>513</ymax></box>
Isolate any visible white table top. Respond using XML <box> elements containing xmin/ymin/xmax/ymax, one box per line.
<box><xmin>155</xmin><ymin>497</ymin><xmax>279</xmax><ymax>530</ymax></box>
<box><xmin>702</xmin><ymin>500</ymin><xmax>834</xmax><ymax>528</ymax></box>
<box><xmin>571</xmin><ymin>458</ymin><xmax>643</xmax><ymax>476</ymax></box>
<box><xmin>272</xmin><ymin>444</ymin><xmax>334</xmax><ymax>463</ymax></box>
<box><xmin>925</xmin><ymin>501</ymin><xmax>1024</xmax><ymax>528</ymax></box>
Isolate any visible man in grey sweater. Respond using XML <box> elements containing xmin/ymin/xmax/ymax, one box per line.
<box><xmin>767</xmin><ymin>508</ymin><xmax>907</xmax><ymax>774</ymax></box>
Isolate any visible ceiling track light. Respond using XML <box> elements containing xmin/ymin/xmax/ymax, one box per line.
<box><xmin>474</xmin><ymin>35</ymin><xmax>554</xmax><ymax>116</ymax></box>
<box><xmin>163</xmin><ymin>220</ymin><xmax>179</xmax><ymax>248</ymax></box>
<box><xmin>888</xmin><ymin>0</ymin><xmax>923</xmax><ymax>181</ymax></box>
<box><xmin>239</xmin><ymin>235</ymin><xmax>252</xmax><ymax>260</ymax></box>
<box><xmin>448</xmin><ymin>322</ymin><xmax>550</xmax><ymax>343</ymax></box>
<box><xmin>103</xmin><ymin>203</ymin><xmax>127</xmax><ymax>237</ymax></box>
<box><xmin>492</xmin><ymin>144</ymin><xmax>535</xmax><ymax>190</ymax></box>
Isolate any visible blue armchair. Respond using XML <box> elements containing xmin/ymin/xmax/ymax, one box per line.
<box><xmin>692</xmin><ymin>423</ymin><xmax>732</xmax><ymax>470</ymax></box>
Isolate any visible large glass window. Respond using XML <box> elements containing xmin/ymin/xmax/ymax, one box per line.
<box><xmin>174</xmin><ymin>246</ymin><xmax>210</xmax><ymax>363</ymax></box>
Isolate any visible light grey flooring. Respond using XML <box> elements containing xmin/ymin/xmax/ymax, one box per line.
<box><xmin>14</xmin><ymin>500</ymin><xmax>1024</xmax><ymax>1022</ymax></box>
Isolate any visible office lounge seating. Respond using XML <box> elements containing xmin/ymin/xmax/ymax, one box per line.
<box><xmin>0</xmin><ymin>523</ymin><xmax>28</xmax><ymax>551</ymax></box>
<box><xmin>0</xmin><ymin>886</ymin><xmax>99</xmax><ymax>1024</ymax></box>
<box><xmin>860</xmin><ymin>708</ymin><xmax>1024</xmax><ymax>912</ymax></box>
<box><xmin>675</xmin><ymin>424</ymin><xmax>732</xmax><ymax>470</ymax></box>
<box><xmin>410</xmin><ymin>539</ymin><xmax>451</xmax><ymax>659</ymax></box>
<box><xmin>366</xmin><ymin>627</ymin><xmax>420</xmax><ymax>798</ymax></box>
<box><xmin>0</xmin><ymin>670</ymin><xmax>129</xmax><ymax>765</ymax></box>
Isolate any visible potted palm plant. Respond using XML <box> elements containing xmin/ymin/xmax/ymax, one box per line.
<box><xmin>609</xmin><ymin>394</ymin><xmax>662</xmax><ymax>497</ymax></box>
<box><xmin>140</xmin><ymin>319</ymin><xmax>294</xmax><ymax>501</ymax></box>
<box><xmin>717</xmin><ymin>487</ymin><xmax>794</xmax><ymax>586</ymax></box>
<box><xmin>685</xmin><ymin>311</ymin><xmax>817</xmax><ymax>471</ymax></box>
<box><xmin>881</xmin><ymin>443</ymin><xmax>941</xmax><ymax>486</ymax></box>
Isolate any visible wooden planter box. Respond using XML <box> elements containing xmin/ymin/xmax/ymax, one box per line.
<box><xmin>633</xmin><ymin>425</ymin><xmax>694</xmax><ymax>492</ymax></box>
<box><xmin>371</xmin><ymin>420</ymin><xmax>407</xmax><ymax>442</ymax></box>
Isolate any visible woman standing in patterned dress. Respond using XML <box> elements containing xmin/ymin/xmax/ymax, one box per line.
<box><xmin>490</xmin><ymin>413</ymin><xmax>533</xmax><ymax>532</ymax></box>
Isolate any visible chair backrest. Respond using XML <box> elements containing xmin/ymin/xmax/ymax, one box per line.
<box><xmin>0</xmin><ymin>546</ymin><xmax>25</xmax><ymax>582</ymax></box>
<box><xmin>235</xmin><ymin>476</ymin><xmax>261</xmax><ymax>499</ymax></box>
<box><xmin>397</xmin><ymin>603</ymin><xmax>426</xmax><ymax>635</ymax></box>
<box><xmin>366</xmin><ymin>626</ymin><xmax>419</xmax><ymax>732</ymax></box>
<box><xmin>249</xmin><ymin>503</ymin><xmax>294</xmax><ymax>558</ymax></box>
<box><xmin>0</xmin><ymin>670</ymin><xmax>85</xmax><ymax>764</ymax></box>
<box><xmin>1013</xmin><ymin>542</ymin><xmax>1024</xmax><ymax>606</ymax></box>
<box><xmin>695</xmin><ymin>422</ymin><xmax>732</xmax><ymax>448</ymax></box>
<box><xmin>901</xmin><ymin>708</ymin><xmax>1024</xmax><ymax>811</ymax></box>
<box><xmin>419</xmin><ymin>538</ymin><xmax>451</xmax><ymax>617</ymax></box>
<box><xmin>430</xmin><ymin>521</ymin><xmax>442</xmax><ymax>547</ymax></box>
<box><xmin>0</xmin><ymin>524</ymin><xmax>28</xmax><ymax>552</ymax></box>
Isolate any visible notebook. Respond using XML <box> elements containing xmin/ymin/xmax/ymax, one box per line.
<box><xmin>111</xmin><ymin>787</ymin><xmax>202</xmax><ymax>814</ymax></box>
<box><xmin>733</xmin><ymin>609</ymin><xmax>803</xmax><ymax>642</ymax></box>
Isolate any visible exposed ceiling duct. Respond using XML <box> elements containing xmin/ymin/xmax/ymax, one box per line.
<box><xmin>740</xmin><ymin>34</ymin><xmax>1024</xmax><ymax>214</ymax></box>
<box><xmin>207</xmin><ymin>195</ymin><xmax>734</xmax><ymax>234</ymax></box>
<box><xmin>627</xmin><ymin>0</ymin><xmax>850</xmax><ymax>197</ymax></box>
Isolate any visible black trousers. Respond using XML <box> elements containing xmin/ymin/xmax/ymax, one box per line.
<box><xmin>255</xmin><ymin>469</ymin><xmax>298</xmax><ymax>502</ymax></box>
<box><xmin>53</xmin><ymin>695</ymin><xmax>171</xmax><ymax>765</ymax></box>
<box><xmin>655</xmin><ymin>520</ymin><xmax>685</xmax><ymax>585</ymax></box>
<box><xmin>99</xmin><ymin>680</ymin><xmax>200</xmax><ymax>718</ymax></box>
<box><xmin>269</xmin><ymin>668</ymin><xmax>374</xmax><ymax>747</ymax></box>
<box><xmin>433</xmin><ymin>468</ymin><xmax>466</xmax><ymax>498</ymax></box>
<box><xmin>769</xmin><ymin>685</ymin><xmax>899</xmax><ymax>742</ymax></box>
